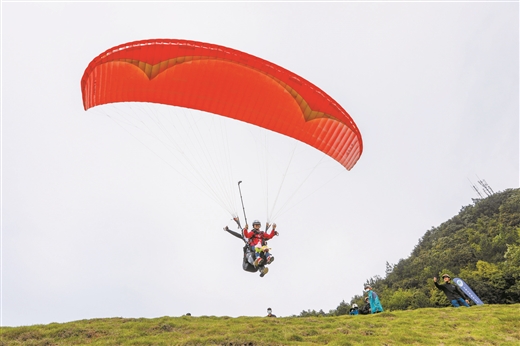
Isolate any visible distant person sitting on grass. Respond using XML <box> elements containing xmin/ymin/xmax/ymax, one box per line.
<box><xmin>434</xmin><ymin>274</ymin><xmax>470</xmax><ymax>307</ymax></box>
<box><xmin>364</xmin><ymin>285</ymin><xmax>384</xmax><ymax>313</ymax></box>
<box><xmin>359</xmin><ymin>297</ymin><xmax>371</xmax><ymax>315</ymax></box>
<box><xmin>266</xmin><ymin>307</ymin><xmax>276</xmax><ymax>317</ymax></box>
<box><xmin>349</xmin><ymin>304</ymin><xmax>359</xmax><ymax>315</ymax></box>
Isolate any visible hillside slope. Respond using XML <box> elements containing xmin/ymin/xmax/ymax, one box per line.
<box><xmin>351</xmin><ymin>188</ymin><xmax>520</xmax><ymax>312</ymax></box>
<box><xmin>1</xmin><ymin>304</ymin><xmax>519</xmax><ymax>345</ymax></box>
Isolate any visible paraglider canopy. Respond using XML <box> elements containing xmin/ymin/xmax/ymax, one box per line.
<box><xmin>81</xmin><ymin>39</ymin><xmax>363</xmax><ymax>170</ymax></box>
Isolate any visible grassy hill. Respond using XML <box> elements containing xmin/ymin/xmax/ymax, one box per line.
<box><xmin>1</xmin><ymin>304</ymin><xmax>519</xmax><ymax>345</ymax></box>
<box><xmin>339</xmin><ymin>188</ymin><xmax>520</xmax><ymax>313</ymax></box>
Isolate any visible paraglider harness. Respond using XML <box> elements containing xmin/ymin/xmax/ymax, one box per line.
<box><xmin>242</xmin><ymin>231</ymin><xmax>272</xmax><ymax>272</ymax></box>
<box><xmin>233</xmin><ymin>219</ymin><xmax>271</xmax><ymax>273</ymax></box>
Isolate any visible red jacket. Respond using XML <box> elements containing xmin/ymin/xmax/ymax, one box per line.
<box><xmin>243</xmin><ymin>228</ymin><xmax>276</xmax><ymax>247</ymax></box>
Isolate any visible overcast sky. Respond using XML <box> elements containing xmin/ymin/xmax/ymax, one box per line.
<box><xmin>2</xmin><ymin>1</ymin><xmax>518</xmax><ymax>327</ymax></box>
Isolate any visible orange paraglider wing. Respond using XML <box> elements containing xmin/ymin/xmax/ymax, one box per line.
<box><xmin>81</xmin><ymin>39</ymin><xmax>363</xmax><ymax>170</ymax></box>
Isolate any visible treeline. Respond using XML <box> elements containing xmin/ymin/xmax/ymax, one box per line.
<box><xmin>298</xmin><ymin>188</ymin><xmax>520</xmax><ymax>316</ymax></box>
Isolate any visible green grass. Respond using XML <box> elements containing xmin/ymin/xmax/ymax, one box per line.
<box><xmin>1</xmin><ymin>305</ymin><xmax>519</xmax><ymax>345</ymax></box>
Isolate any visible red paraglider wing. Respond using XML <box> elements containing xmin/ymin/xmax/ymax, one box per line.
<box><xmin>81</xmin><ymin>39</ymin><xmax>363</xmax><ymax>170</ymax></box>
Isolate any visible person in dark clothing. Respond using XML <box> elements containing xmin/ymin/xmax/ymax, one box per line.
<box><xmin>359</xmin><ymin>297</ymin><xmax>371</xmax><ymax>315</ymax></box>
<box><xmin>434</xmin><ymin>274</ymin><xmax>470</xmax><ymax>307</ymax></box>
<box><xmin>267</xmin><ymin>307</ymin><xmax>276</xmax><ymax>317</ymax></box>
